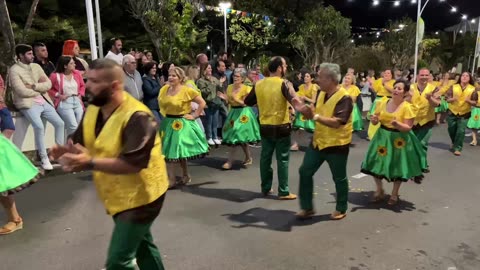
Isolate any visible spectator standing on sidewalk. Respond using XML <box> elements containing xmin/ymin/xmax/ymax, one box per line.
<box><xmin>105</xmin><ymin>38</ymin><xmax>124</xmax><ymax>65</ymax></box>
<box><xmin>9</xmin><ymin>44</ymin><xmax>64</xmax><ymax>170</ymax></box>
<box><xmin>33</xmin><ymin>42</ymin><xmax>55</xmax><ymax>77</ymax></box>
<box><xmin>122</xmin><ymin>55</ymin><xmax>143</xmax><ymax>101</ymax></box>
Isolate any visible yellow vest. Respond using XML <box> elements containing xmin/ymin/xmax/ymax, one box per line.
<box><xmin>312</xmin><ymin>89</ymin><xmax>353</xmax><ymax>150</ymax></box>
<box><xmin>411</xmin><ymin>83</ymin><xmax>437</xmax><ymax>126</ymax></box>
<box><xmin>83</xmin><ymin>93</ymin><xmax>168</xmax><ymax>216</ymax></box>
<box><xmin>449</xmin><ymin>84</ymin><xmax>476</xmax><ymax>116</ymax></box>
<box><xmin>255</xmin><ymin>77</ymin><xmax>290</xmax><ymax>125</ymax></box>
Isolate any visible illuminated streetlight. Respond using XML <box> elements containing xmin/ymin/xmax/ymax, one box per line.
<box><xmin>394</xmin><ymin>1</ymin><xmax>400</xmax><ymax>7</ymax></box>
<box><xmin>471</xmin><ymin>19</ymin><xmax>476</xmax><ymax>23</ymax></box>
<box><xmin>373</xmin><ymin>0</ymin><xmax>379</xmax><ymax>6</ymax></box>
<box><xmin>451</xmin><ymin>7</ymin><xmax>457</xmax><ymax>13</ymax></box>
<box><xmin>219</xmin><ymin>2</ymin><xmax>231</xmax><ymax>51</ymax></box>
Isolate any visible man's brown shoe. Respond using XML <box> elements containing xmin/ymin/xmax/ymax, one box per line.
<box><xmin>278</xmin><ymin>193</ymin><xmax>297</xmax><ymax>200</ymax></box>
<box><xmin>330</xmin><ymin>211</ymin><xmax>347</xmax><ymax>220</ymax></box>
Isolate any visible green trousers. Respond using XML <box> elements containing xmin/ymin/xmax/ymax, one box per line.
<box><xmin>447</xmin><ymin>114</ymin><xmax>467</xmax><ymax>152</ymax></box>
<box><xmin>298</xmin><ymin>146</ymin><xmax>349</xmax><ymax>213</ymax></box>
<box><xmin>106</xmin><ymin>218</ymin><xmax>164</xmax><ymax>270</ymax></box>
<box><xmin>413</xmin><ymin>126</ymin><xmax>433</xmax><ymax>168</ymax></box>
<box><xmin>260</xmin><ymin>135</ymin><xmax>291</xmax><ymax>196</ymax></box>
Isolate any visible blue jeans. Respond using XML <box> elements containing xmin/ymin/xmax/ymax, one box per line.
<box><xmin>205</xmin><ymin>106</ymin><xmax>219</xmax><ymax>140</ymax></box>
<box><xmin>0</xmin><ymin>108</ymin><xmax>15</xmax><ymax>131</ymax></box>
<box><xmin>57</xmin><ymin>97</ymin><xmax>84</xmax><ymax>136</ymax></box>
<box><xmin>20</xmin><ymin>102</ymin><xmax>65</xmax><ymax>159</ymax></box>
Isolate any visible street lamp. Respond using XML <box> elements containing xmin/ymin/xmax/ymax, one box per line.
<box><xmin>413</xmin><ymin>0</ymin><xmax>432</xmax><ymax>82</ymax></box>
<box><xmin>219</xmin><ymin>2</ymin><xmax>231</xmax><ymax>52</ymax></box>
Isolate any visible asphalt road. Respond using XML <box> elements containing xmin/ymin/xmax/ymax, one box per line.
<box><xmin>1</xmin><ymin>124</ymin><xmax>480</xmax><ymax>270</ymax></box>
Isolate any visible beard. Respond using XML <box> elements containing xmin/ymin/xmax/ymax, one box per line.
<box><xmin>88</xmin><ymin>88</ymin><xmax>112</xmax><ymax>107</ymax></box>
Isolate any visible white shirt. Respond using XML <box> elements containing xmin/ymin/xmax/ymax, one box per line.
<box><xmin>63</xmin><ymin>76</ymin><xmax>78</xmax><ymax>96</ymax></box>
<box><xmin>105</xmin><ymin>51</ymin><xmax>124</xmax><ymax>65</ymax></box>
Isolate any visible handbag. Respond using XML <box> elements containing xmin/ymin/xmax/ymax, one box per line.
<box><xmin>4</xmin><ymin>72</ymin><xmax>18</xmax><ymax>112</ymax></box>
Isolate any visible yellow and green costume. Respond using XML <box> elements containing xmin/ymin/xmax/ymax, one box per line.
<box><xmin>292</xmin><ymin>83</ymin><xmax>318</xmax><ymax>133</ymax></box>
<box><xmin>447</xmin><ymin>84</ymin><xmax>476</xmax><ymax>152</ymax></box>
<box><xmin>368</xmin><ymin>79</ymin><xmax>395</xmax><ymax>139</ymax></box>
<box><xmin>345</xmin><ymin>84</ymin><xmax>363</xmax><ymax>131</ymax></box>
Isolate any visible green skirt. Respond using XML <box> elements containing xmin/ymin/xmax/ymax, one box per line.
<box><xmin>222</xmin><ymin>107</ymin><xmax>261</xmax><ymax>145</ymax></box>
<box><xmin>467</xmin><ymin>107</ymin><xmax>480</xmax><ymax>129</ymax></box>
<box><xmin>361</xmin><ymin>126</ymin><xmax>426</xmax><ymax>182</ymax></box>
<box><xmin>292</xmin><ymin>112</ymin><xmax>315</xmax><ymax>133</ymax></box>
<box><xmin>159</xmin><ymin>117</ymin><xmax>209</xmax><ymax>162</ymax></box>
<box><xmin>435</xmin><ymin>96</ymin><xmax>449</xmax><ymax>113</ymax></box>
<box><xmin>352</xmin><ymin>104</ymin><xmax>364</xmax><ymax>131</ymax></box>
<box><xmin>0</xmin><ymin>135</ymin><xmax>40</xmax><ymax>196</ymax></box>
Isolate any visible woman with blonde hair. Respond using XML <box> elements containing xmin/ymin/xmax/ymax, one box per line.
<box><xmin>221</xmin><ymin>68</ymin><xmax>261</xmax><ymax>169</ymax></box>
<box><xmin>343</xmin><ymin>73</ymin><xmax>363</xmax><ymax>132</ymax></box>
<box><xmin>158</xmin><ymin>67</ymin><xmax>209</xmax><ymax>187</ymax></box>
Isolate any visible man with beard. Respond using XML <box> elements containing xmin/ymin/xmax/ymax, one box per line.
<box><xmin>244</xmin><ymin>56</ymin><xmax>312</xmax><ymax>200</ymax></box>
<box><xmin>409</xmin><ymin>68</ymin><xmax>440</xmax><ymax>180</ymax></box>
<box><xmin>50</xmin><ymin>59</ymin><xmax>168</xmax><ymax>270</ymax></box>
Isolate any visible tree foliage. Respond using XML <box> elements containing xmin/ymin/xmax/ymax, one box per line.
<box><xmin>288</xmin><ymin>5</ymin><xmax>351</xmax><ymax>67</ymax></box>
<box><xmin>350</xmin><ymin>43</ymin><xmax>390</xmax><ymax>73</ymax></box>
<box><xmin>383</xmin><ymin>17</ymin><xmax>416</xmax><ymax>70</ymax></box>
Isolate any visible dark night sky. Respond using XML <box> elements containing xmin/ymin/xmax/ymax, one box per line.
<box><xmin>323</xmin><ymin>0</ymin><xmax>480</xmax><ymax>32</ymax></box>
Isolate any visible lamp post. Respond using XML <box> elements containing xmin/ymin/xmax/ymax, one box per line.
<box><xmin>219</xmin><ymin>2</ymin><xmax>231</xmax><ymax>52</ymax></box>
<box><xmin>85</xmin><ymin>0</ymin><xmax>98</xmax><ymax>60</ymax></box>
<box><xmin>472</xmin><ymin>19</ymin><xmax>480</xmax><ymax>74</ymax></box>
<box><xmin>413</xmin><ymin>0</ymin><xmax>430</xmax><ymax>82</ymax></box>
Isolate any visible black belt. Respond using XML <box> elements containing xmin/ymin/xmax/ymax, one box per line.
<box><xmin>380</xmin><ymin>125</ymin><xmax>400</xmax><ymax>132</ymax></box>
<box><xmin>231</xmin><ymin>106</ymin><xmax>244</xmax><ymax>109</ymax></box>
<box><xmin>166</xmin><ymin>114</ymin><xmax>184</xmax><ymax>118</ymax></box>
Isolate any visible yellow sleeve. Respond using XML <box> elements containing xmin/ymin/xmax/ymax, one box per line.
<box><xmin>372</xmin><ymin>79</ymin><xmax>382</xmax><ymax>93</ymax></box>
<box><xmin>297</xmin><ymin>85</ymin><xmax>306</xmax><ymax>97</ymax></box>
<box><xmin>158</xmin><ymin>85</ymin><xmax>168</xmax><ymax>103</ymax></box>
<box><xmin>401</xmin><ymin>102</ymin><xmax>416</xmax><ymax>120</ymax></box>
<box><xmin>374</xmin><ymin>97</ymin><xmax>387</xmax><ymax>115</ymax></box>
<box><xmin>350</xmin><ymin>86</ymin><xmax>361</xmax><ymax>97</ymax></box>
<box><xmin>185</xmin><ymin>85</ymin><xmax>200</xmax><ymax>101</ymax></box>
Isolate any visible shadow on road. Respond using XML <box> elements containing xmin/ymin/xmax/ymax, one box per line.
<box><xmin>180</xmin><ymin>181</ymin><xmax>262</xmax><ymax>203</ymax></box>
<box><xmin>346</xmin><ymin>191</ymin><xmax>416</xmax><ymax>213</ymax></box>
<box><xmin>429</xmin><ymin>142</ymin><xmax>451</xmax><ymax>151</ymax></box>
<box><xmin>189</xmin><ymin>156</ymin><xmax>245</xmax><ymax>171</ymax></box>
<box><xmin>223</xmin><ymin>207</ymin><xmax>331</xmax><ymax>232</ymax></box>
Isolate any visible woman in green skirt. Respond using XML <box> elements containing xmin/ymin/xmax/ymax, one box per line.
<box><xmin>466</xmin><ymin>88</ymin><xmax>480</xmax><ymax>145</ymax></box>
<box><xmin>222</xmin><ymin>68</ymin><xmax>261</xmax><ymax>169</ymax></box>
<box><xmin>361</xmin><ymin>80</ymin><xmax>426</xmax><ymax>205</ymax></box>
<box><xmin>158</xmin><ymin>67</ymin><xmax>209</xmax><ymax>188</ymax></box>
<box><xmin>0</xmin><ymin>134</ymin><xmax>40</xmax><ymax>235</ymax></box>
<box><xmin>367</xmin><ymin>69</ymin><xmax>395</xmax><ymax>140</ymax></box>
<box><xmin>343</xmin><ymin>73</ymin><xmax>363</xmax><ymax>131</ymax></box>
<box><xmin>291</xmin><ymin>72</ymin><xmax>319</xmax><ymax>151</ymax></box>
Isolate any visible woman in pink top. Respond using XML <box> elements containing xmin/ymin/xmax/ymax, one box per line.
<box><xmin>48</xmin><ymin>56</ymin><xmax>85</xmax><ymax>135</ymax></box>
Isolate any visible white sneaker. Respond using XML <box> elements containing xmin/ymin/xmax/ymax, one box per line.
<box><xmin>41</xmin><ymin>157</ymin><xmax>53</xmax><ymax>170</ymax></box>
<box><xmin>207</xmin><ymin>139</ymin><xmax>215</xmax><ymax>146</ymax></box>
<box><xmin>213</xmin><ymin>139</ymin><xmax>222</xmax><ymax>145</ymax></box>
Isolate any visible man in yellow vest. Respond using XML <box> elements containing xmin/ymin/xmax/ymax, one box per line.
<box><xmin>50</xmin><ymin>59</ymin><xmax>168</xmax><ymax>270</ymax></box>
<box><xmin>296</xmin><ymin>63</ymin><xmax>353</xmax><ymax>220</ymax></box>
<box><xmin>244</xmin><ymin>56</ymin><xmax>312</xmax><ymax>200</ymax></box>
<box><xmin>409</xmin><ymin>68</ymin><xmax>440</xmax><ymax>180</ymax></box>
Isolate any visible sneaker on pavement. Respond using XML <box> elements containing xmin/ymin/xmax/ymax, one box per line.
<box><xmin>41</xmin><ymin>157</ymin><xmax>53</xmax><ymax>170</ymax></box>
<box><xmin>207</xmin><ymin>139</ymin><xmax>215</xmax><ymax>146</ymax></box>
<box><xmin>296</xmin><ymin>210</ymin><xmax>316</xmax><ymax>220</ymax></box>
<box><xmin>213</xmin><ymin>139</ymin><xmax>222</xmax><ymax>145</ymax></box>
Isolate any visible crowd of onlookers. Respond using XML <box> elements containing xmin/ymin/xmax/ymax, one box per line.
<box><xmin>0</xmin><ymin>38</ymin><xmax>266</xmax><ymax>170</ymax></box>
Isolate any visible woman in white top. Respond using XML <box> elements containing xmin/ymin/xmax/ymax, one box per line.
<box><xmin>48</xmin><ymin>56</ymin><xmax>86</xmax><ymax>136</ymax></box>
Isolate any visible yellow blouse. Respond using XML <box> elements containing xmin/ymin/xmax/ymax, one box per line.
<box><xmin>374</xmin><ymin>98</ymin><xmax>416</xmax><ymax>129</ymax></box>
<box><xmin>158</xmin><ymin>85</ymin><xmax>199</xmax><ymax>116</ymax></box>
<box><xmin>437</xmin><ymin>80</ymin><xmax>455</xmax><ymax>96</ymax></box>
<box><xmin>297</xmin><ymin>83</ymin><xmax>319</xmax><ymax>99</ymax></box>
<box><xmin>226</xmin><ymin>84</ymin><xmax>251</xmax><ymax>106</ymax></box>
<box><xmin>344</xmin><ymin>85</ymin><xmax>361</xmax><ymax>98</ymax></box>
<box><xmin>373</xmin><ymin>79</ymin><xmax>395</xmax><ymax>97</ymax></box>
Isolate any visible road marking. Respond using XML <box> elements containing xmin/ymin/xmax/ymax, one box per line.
<box><xmin>351</xmin><ymin>173</ymin><xmax>368</xmax><ymax>179</ymax></box>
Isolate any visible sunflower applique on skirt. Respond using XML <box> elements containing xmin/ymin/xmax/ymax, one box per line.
<box><xmin>467</xmin><ymin>107</ymin><xmax>480</xmax><ymax>129</ymax></box>
<box><xmin>159</xmin><ymin>116</ymin><xmax>209</xmax><ymax>162</ymax></box>
<box><xmin>361</xmin><ymin>126</ymin><xmax>426</xmax><ymax>182</ymax></box>
<box><xmin>222</xmin><ymin>107</ymin><xmax>261</xmax><ymax>145</ymax></box>
<box><xmin>292</xmin><ymin>112</ymin><xmax>315</xmax><ymax>133</ymax></box>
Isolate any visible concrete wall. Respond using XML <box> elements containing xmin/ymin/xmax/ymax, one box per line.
<box><xmin>12</xmin><ymin>116</ymin><xmax>56</xmax><ymax>152</ymax></box>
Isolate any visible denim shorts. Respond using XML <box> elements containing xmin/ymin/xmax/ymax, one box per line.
<box><xmin>0</xmin><ymin>107</ymin><xmax>15</xmax><ymax>131</ymax></box>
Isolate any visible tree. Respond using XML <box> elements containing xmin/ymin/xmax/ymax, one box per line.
<box><xmin>128</xmin><ymin>0</ymin><xmax>207</xmax><ymax>63</ymax></box>
<box><xmin>20</xmin><ymin>0</ymin><xmax>40</xmax><ymax>43</ymax></box>
<box><xmin>0</xmin><ymin>0</ymin><xmax>16</xmax><ymax>71</ymax></box>
<box><xmin>288</xmin><ymin>5</ymin><xmax>351</xmax><ymax>67</ymax></box>
<box><xmin>350</xmin><ymin>43</ymin><xmax>390</xmax><ymax>73</ymax></box>
<box><xmin>383</xmin><ymin>18</ymin><xmax>416</xmax><ymax>70</ymax></box>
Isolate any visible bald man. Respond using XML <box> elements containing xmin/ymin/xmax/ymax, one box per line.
<box><xmin>50</xmin><ymin>59</ymin><xmax>169</xmax><ymax>270</ymax></box>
